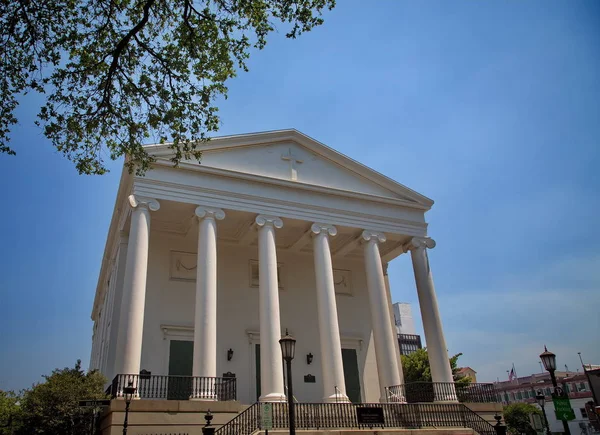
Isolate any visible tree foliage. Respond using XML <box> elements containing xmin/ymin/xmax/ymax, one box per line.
<box><xmin>401</xmin><ymin>348</ymin><xmax>473</xmax><ymax>384</ymax></box>
<box><xmin>503</xmin><ymin>403</ymin><xmax>542</xmax><ymax>435</ymax></box>
<box><xmin>1</xmin><ymin>0</ymin><xmax>335</xmax><ymax>174</ymax></box>
<box><xmin>0</xmin><ymin>390</ymin><xmax>22</xmax><ymax>435</ymax></box>
<box><xmin>15</xmin><ymin>360</ymin><xmax>106</xmax><ymax>435</ymax></box>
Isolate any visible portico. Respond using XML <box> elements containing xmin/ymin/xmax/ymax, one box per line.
<box><xmin>90</xmin><ymin>129</ymin><xmax>456</xmax><ymax>405</ymax></box>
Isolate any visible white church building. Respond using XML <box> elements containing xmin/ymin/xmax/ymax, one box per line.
<box><xmin>89</xmin><ymin>129</ymin><xmax>456</xmax><ymax>405</ymax></box>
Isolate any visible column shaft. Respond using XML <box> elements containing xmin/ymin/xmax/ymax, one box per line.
<box><xmin>256</xmin><ymin>215</ymin><xmax>286</xmax><ymax>403</ymax></box>
<box><xmin>409</xmin><ymin>237</ymin><xmax>456</xmax><ymax>402</ymax></box>
<box><xmin>118</xmin><ymin>195</ymin><xmax>159</xmax><ymax>377</ymax></box>
<box><xmin>383</xmin><ymin>264</ymin><xmax>404</xmax><ymax>382</ymax></box>
<box><xmin>362</xmin><ymin>231</ymin><xmax>404</xmax><ymax>402</ymax></box>
<box><xmin>311</xmin><ymin>223</ymin><xmax>349</xmax><ymax>403</ymax></box>
<box><xmin>192</xmin><ymin>207</ymin><xmax>225</xmax><ymax>399</ymax></box>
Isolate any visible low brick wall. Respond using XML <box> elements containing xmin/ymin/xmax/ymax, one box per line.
<box><xmin>98</xmin><ymin>399</ymin><xmax>243</xmax><ymax>435</ymax></box>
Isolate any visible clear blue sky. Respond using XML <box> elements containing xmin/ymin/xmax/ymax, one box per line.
<box><xmin>0</xmin><ymin>0</ymin><xmax>598</xmax><ymax>390</ymax></box>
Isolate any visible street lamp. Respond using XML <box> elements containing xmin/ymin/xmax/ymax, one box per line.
<box><xmin>536</xmin><ymin>391</ymin><xmax>551</xmax><ymax>435</ymax></box>
<box><xmin>540</xmin><ymin>347</ymin><xmax>557</xmax><ymax>372</ymax></box>
<box><xmin>280</xmin><ymin>330</ymin><xmax>296</xmax><ymax>435</ymax></box>
<box><xmin>122</xmin><ymin>380</ymin><xmax>137</xmax><ymax>435</ymax></box>
<box><xmin>539</xmin><ymin>346</ymin><xmax>571</xmax><ymax>435</ymax></box>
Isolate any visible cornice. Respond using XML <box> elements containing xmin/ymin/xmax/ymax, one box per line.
<box><xmin>132</xmin><ymin>178</ymin><xmax>429</xmax><ymax>236</ymax></box>
<box><xmin>151</xmin><ymin>159</ymin><xmax>430</xmax><ymax>211</ymax></box>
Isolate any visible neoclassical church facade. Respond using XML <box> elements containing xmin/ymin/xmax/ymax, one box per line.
<box><xmin>89</xmin><ymin>130</ymin><xmax>455</xmax><ymax>405</ymax></box>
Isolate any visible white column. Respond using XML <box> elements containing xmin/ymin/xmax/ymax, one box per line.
<box><xmin>256</xmin><ymin>215</ymin><xmax>286</xmax><ymax>403</ymax></box>
<box><xmin>311</xmin><ymin>223</ymin><xmax>350</xmax><ymax>403</ymax></box>
<box><xmin>118</xmin><ymin>195</ymin><xmax>160</xmax><ymax>378</ymax></box>
<box><xmin>192</xmin><ymin>206</ymin><xmax>225</xmax><ymax>399</ymax></box>
<box><xmin>362</xmin><ymin>230</ymin><xmax>405</xmax><ymax>402</ymax></box>
<box><xmin>383</xmin><ymin>263</ymin><xmax>404</xmax><ymax>376</ymax></box>
<box><xmin>407</xmin><ymin>236</ymin><xmax>457</xmax><ymax>402</ymax></box>
<box><xmin>109</xmin><ymin>233</ymin><xmax>129</xmax><ymax>381</ymax></box>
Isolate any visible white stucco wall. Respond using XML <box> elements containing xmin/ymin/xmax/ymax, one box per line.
<box><xmin>134</xmin><ymin>228</ymin><xmax>381</xmax><ymax>404</ymax></box>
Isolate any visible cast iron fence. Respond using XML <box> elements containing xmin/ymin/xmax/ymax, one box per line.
<box><xmin>386</xmin><ymin>382</ymin><xmax>498</xmax><ymax>403</ymax></box>
<box><xmin>106</xmin><ymin>374</ymin><xmax>236</xmax><ymax>401</ymax></box>
<box><xmin>215</xmin><ymin>402</ymin><xmax>497</xmax><ymax>435</ymax></box>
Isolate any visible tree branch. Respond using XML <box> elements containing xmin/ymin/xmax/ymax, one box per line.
<box><xmin>98</xmin><ymin>0</ymin><xmax>156</xmax><ymax>113</ymax></box>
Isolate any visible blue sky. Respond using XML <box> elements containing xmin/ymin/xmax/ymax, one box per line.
<box><xmin>0</xmin><ymin>0</ymin><xmax>598</xmax><ymax>390</ymax></box>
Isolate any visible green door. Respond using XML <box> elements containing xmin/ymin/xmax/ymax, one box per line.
<box><xmin>342</xmin><ymin>348</ymin><xmax>361</xmax><ymax>403</ymax></box>
<box><xmin>168</xmin><ymin>340</ymin><xmax>193</xmax><ymax>400</ymax></box>
<box><xmin>255</xmin><ymin>344</ymin><xmax>261</xmax><ymax>401</ymax></box>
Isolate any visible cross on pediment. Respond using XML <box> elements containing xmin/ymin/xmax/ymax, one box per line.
<box><xmin>281</xmin><ymin>148</ymin><xmax>303</xmax><ymax>181</ymax></box>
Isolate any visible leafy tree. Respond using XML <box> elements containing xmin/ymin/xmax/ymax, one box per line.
<box><xmin>0</xmin><ymin>390</ymin><xmax>22</xmax><ymax>435</ymax></box>
<box><xmin>503</xmin><ymin>403</ymin><xmax>541</xmax><ymax>435</ymax></box>
<box><xmin>16</xmin><ymin>360</ymin><xmax>106</xmax><ymax>435</ymax></box>
<box><xmin>401</xmin><ymin>348</ymin><xmax>472</xmax><ymax>384</ymax></box>
<box><xmin>1</xmin><ymin>0</ymin><xmax>335</xmax><ymax>175</ymax></box>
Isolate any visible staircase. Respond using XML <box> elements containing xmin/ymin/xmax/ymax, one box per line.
<box><xmin>215</xmin><ymin>402</ymin><xmax>498</xmax><ymax>435</ymax></box>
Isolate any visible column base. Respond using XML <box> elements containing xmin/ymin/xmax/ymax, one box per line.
<box><xmin>323</xmin><ymin>393</ymin><xmax>351</xmax><ymax>403</ymax></box>
<box><xmin>259</xmin><ymin>393</ymin><xmax>287</xmax><ymax>403</ymax></box>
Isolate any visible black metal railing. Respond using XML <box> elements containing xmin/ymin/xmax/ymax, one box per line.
<box><xmin>215</xmin><ymin>402</ymin><xmax>497</xmax><ymax>435</ymax></box>
<box><xmin>386</xmin><ymin>382</ymin><xmax>498</xmax><ymax>403</ymax></box>
<box><xmin>215</xmin><ymin>402</ymin><xmax>261</xmax><ymax>435</ymax></box>
<box><xmin>107</xmin><ymin>374</ymin><xmax>236</xmax><ymax>401</ymax></box>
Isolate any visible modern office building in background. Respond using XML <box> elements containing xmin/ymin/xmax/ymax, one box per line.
<box><xmin>392</xmin><ymin>302</ymin><xmax>422</xmax><ymax>356</ymax></box>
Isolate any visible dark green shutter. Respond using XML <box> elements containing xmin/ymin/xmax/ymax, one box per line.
<box><xmin>168</xmin><ymin>340</ymin><xmax>193</xmax><ymax>399</ymax></box>
<box><xmin>255</xmin><ymin>344</ymin><xmax>261</xmax><ymax>400</ymax></box>
<box><xmin>342</xmin><ymin>348</ymin><xmax>361</xmax><ymax>403</ymax></box>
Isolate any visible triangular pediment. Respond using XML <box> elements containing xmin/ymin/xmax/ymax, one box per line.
<box><xmin>146</xmin><ymin>129</ymin><xmax>433</xmax><ymax>208</ymax></box>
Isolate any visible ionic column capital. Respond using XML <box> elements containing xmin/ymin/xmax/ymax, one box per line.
<box><xmin>311</xmin><ymin>223</ymin><xmax>337</xmax><ymax>237</ymax></box>
<box><xmin>195</xmin><ymin>206</ymin><xmax>225</xmax><ymax>221</ymax></box>
<box><xmin>128</xmin><ymin>195</ymin><xmax>160</xmax><ymax>211</ymax></box>
<box><xmin>255</xmin><ymin>215</ymin><xmax>283</xmax><ymax>229</ymax></box>
<box><xmin>361</xmin><ymin>230</ymin><xmax>386</xmax><ymax>244</ymax></box>
<box><xmin>404</xmin><ymin>236</ymin><xmax>436</xmax><ymax>252</ymax></box>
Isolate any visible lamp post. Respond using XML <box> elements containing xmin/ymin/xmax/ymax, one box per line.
<box><xmin>279</xmin><ymin>330</ymin><xmax>296</xmax><ymax>435</ymax></box>
<box><xmin>536</xmin><ymin>391</ymin><xmax>552</xmax><ymax>435</ymax></box>
<box><xmin>122</xmin><ymin>380</ymin><xmax>137</xmax><ymax>435</ymax></box>
<box><xmin>540</xmin><ymin>346</ymin><xmax>571</xmax><ymax>435</ymax></box>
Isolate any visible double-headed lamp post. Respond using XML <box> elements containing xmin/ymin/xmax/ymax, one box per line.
<box><xmin>540</xmin><ymin>346</ymin><xmax>571</xmax><ymax>435</ymax></box>
<box><xmin>536</xmin><ymin>391</ymin><xmax>552</xmax><ymax>435</ymax></box>
<box><xmin>122</xmin><ymin>380</ymin><xmax>137</xmax><ymax>435</ymax></box>
<box><xmin>279</xmin><ymin>330</ymin><xmax>296</xmax><ymax>435</ymax></box>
